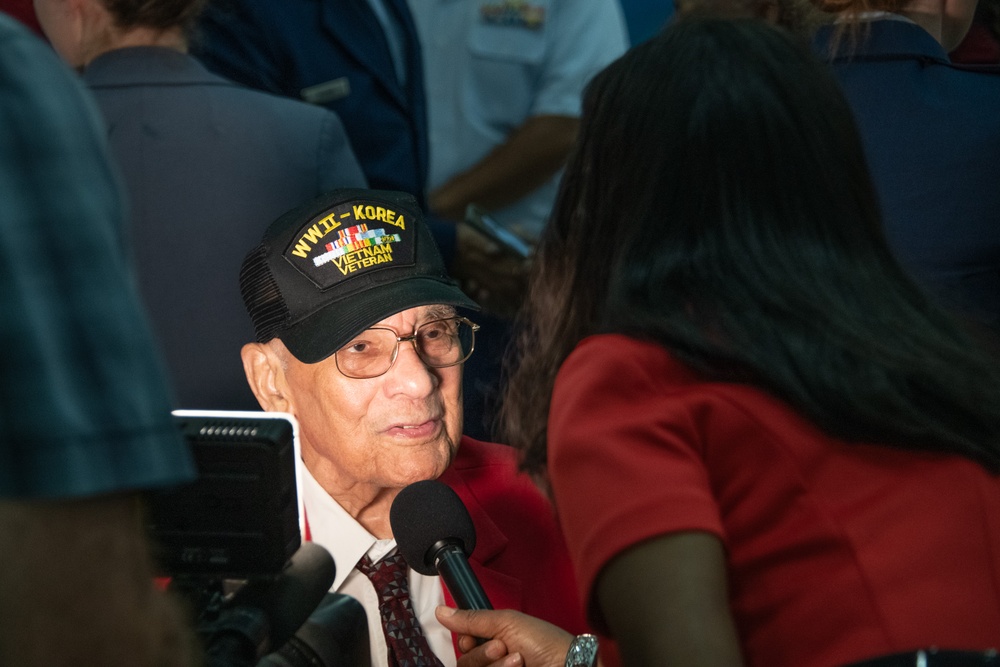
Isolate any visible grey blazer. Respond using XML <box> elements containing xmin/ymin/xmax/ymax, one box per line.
<box><xmin>84</xmin><ymin>46</ymin><xmax>367</xmax><ymax>410</ymax></box>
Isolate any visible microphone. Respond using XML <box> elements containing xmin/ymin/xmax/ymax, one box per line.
<box><xmin>390</xmin><ymin>479</ymin><xmax>493</xmax><ymax>610</ymax></box>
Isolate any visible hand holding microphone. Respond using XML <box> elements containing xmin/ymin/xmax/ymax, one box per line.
<box><xmin>390</xmin><ymin>480</ymin><xmax>600</xmax><ymax>667</ymax></box>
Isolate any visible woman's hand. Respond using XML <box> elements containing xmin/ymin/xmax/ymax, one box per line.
<box><xmin>435</xmin><ymin>606</ymin><xmax>575</xmax><ymax>667</ymax></box>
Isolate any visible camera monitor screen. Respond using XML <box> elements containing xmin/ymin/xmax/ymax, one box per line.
<box><xmin>146</xmin><ymin>411</ymin><xmax>302</xmax><ymax>579</ymax></box>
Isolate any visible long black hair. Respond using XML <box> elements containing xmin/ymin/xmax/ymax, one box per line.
<box><xmin>502</xmin><ymin>17</ymin><xmax>1000</xmax><ymax>475</ymax></box>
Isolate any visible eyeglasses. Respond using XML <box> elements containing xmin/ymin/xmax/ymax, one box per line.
<box><xmin>334</xmin><ymin>316</ymin><xmax>480</xmax><ymax>379</ymax></box>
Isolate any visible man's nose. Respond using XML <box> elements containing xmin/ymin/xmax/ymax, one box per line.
<box><xmin>385</xmin><ymin>339</ymin><xmax>437</xmax><ymax>396</ymax></box>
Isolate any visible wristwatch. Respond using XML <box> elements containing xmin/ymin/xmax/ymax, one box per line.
<box><xmin>565</xmin><ymin>633</ymin><xmax>599</xmax><ymax>667</ymax></box>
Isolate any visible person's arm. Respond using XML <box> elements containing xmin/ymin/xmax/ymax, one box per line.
<box><xmin>595</xmin><ymin>531</ymin><xmax>744</xmax><ymax>667</ymax></box>
<box><xmin>427</xmin><ymin>0</ymin><xmax>628</xmax><ymax>224</ymax></box>
<box><xmin>428</xmin><ymin>0</ymin><xmax>628</xmax><ymax>223</ymax></box>
<box><xmin>428</xmin><ymin>114</ymin><xmax>578</xmax><ymax>222</ymax></box>
<box><xmin>436</xmin><ymin>532</ymin><xmax>744</xmax><ymax>667</ymax></box>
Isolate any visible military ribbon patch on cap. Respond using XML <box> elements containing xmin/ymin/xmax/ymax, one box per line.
<box><xmin>283</xmin><ymin>200</ymin><xmax>415</xmax><ymax>289</ymax></box>
<box><xmin>480</xmin><ymin>0</ymin><xmax>546</xmax><ymax>30</ymax></box>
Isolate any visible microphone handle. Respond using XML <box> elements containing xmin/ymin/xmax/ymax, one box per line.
<box><xmin>435</xmin><ymin>545</ymin><xmax>493</xmax><ymax>610</ymax></box>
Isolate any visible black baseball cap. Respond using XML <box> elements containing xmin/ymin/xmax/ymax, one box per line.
<box><xmin>240</xmin><ymin>188</ymin><xmax>479</xmax><ymax>363</ymax></box>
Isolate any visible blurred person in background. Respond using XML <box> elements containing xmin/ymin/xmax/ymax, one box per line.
<box><xmin>0</xmin><ymin>12</ymin><xmax>196</xmax><ymax>666</ymax></box>
<box><xmin>809</xmin><ymin>0</ymin><xmax>1000</xmax><ymax>351</ymax></box>
<box><xmin>33</xmin><ymin>0</ymin><xmax>366</xmax><ymax>410</ymax></box>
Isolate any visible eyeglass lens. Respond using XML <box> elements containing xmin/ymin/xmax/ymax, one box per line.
<box><xmin>336</xmin><ymin>318</ymin><xmax>475</xmax><ymax>379</ymax></box>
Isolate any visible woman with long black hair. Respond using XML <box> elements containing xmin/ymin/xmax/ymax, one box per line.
<box><xmin>438</xmin><ymin>16</ymin><xmax>1000</xmax><ymax>667</ymax></box>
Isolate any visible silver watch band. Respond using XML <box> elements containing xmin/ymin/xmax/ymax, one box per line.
<box><xmin>565</xmin><ymin>633</ymin><xmax>599</xmax><ymax>667</ymax></box>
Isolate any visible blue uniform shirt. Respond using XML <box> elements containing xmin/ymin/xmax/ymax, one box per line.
<box><xmin>409</xmin><ymin>0</ymin><xmax>629</xmax><ymax>241</ymax></box>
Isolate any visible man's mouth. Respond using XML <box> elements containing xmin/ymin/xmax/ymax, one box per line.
<box><xmin>386</xmin><ymin>419</ymin><xmax>441</xmax><ymax>438</ymax></box>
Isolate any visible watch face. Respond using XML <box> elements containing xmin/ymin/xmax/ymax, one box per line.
<box><xmin>566</xmin><ymin>634</ymin><xmax>599</xmax><ymax>667</ymax></box>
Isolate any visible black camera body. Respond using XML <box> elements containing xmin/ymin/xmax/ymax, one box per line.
<box><xmin>145</xmin><ymin>412</ymin><xmax>368</xmax><ymax>667</ymax></box>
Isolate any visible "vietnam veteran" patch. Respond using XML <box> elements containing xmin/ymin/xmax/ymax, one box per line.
<box><xmin>282</xmin><ymin>199</ymin><xmax>415</xmax><ymax>289</ymax></box>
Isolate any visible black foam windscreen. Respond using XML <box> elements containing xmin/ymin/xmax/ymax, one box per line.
<box><xmin>390</xmin><ymin>479</ymin><xmax>477</xmax><ymax>576</ymax></box>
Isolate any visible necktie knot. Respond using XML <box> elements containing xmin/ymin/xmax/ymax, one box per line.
<box><xmin>357</xmin><ymin>552</ymin><xmax>409</xmax><ymax>600</ymax></box>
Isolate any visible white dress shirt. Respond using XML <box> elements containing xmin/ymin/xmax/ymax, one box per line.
<box><xmin>300</xmin><ymin>465</ymin><xmax>456</xmax><ymax>667</ymax></box>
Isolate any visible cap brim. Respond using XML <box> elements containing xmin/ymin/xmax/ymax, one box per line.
<box><xmin>279</xmin><ymin>277</ymin><xmax>480</xmax><ymax>364</ymax></box>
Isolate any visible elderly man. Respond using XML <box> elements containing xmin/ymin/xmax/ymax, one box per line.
<box><xmin>238</xmin><ymin>188</ymin><xmax>585</xmax><ymax>667</ymax></box>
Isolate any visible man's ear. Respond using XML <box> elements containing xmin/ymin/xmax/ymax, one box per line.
<box><xmin>241</xmin><ymin>342</ymin><xmax>292</xmax><ymax>413</ymax></box>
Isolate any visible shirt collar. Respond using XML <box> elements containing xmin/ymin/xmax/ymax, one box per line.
<box><xmin>300</xmin><ymin>464</ymin><xmax>398</xmax><ymax>590</ymax></box>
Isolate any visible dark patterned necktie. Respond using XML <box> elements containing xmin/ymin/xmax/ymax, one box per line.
<box><xmin>356</xmin><ymin>552</ymin><xmax>445</xmax><ymax>667</ymax></box>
